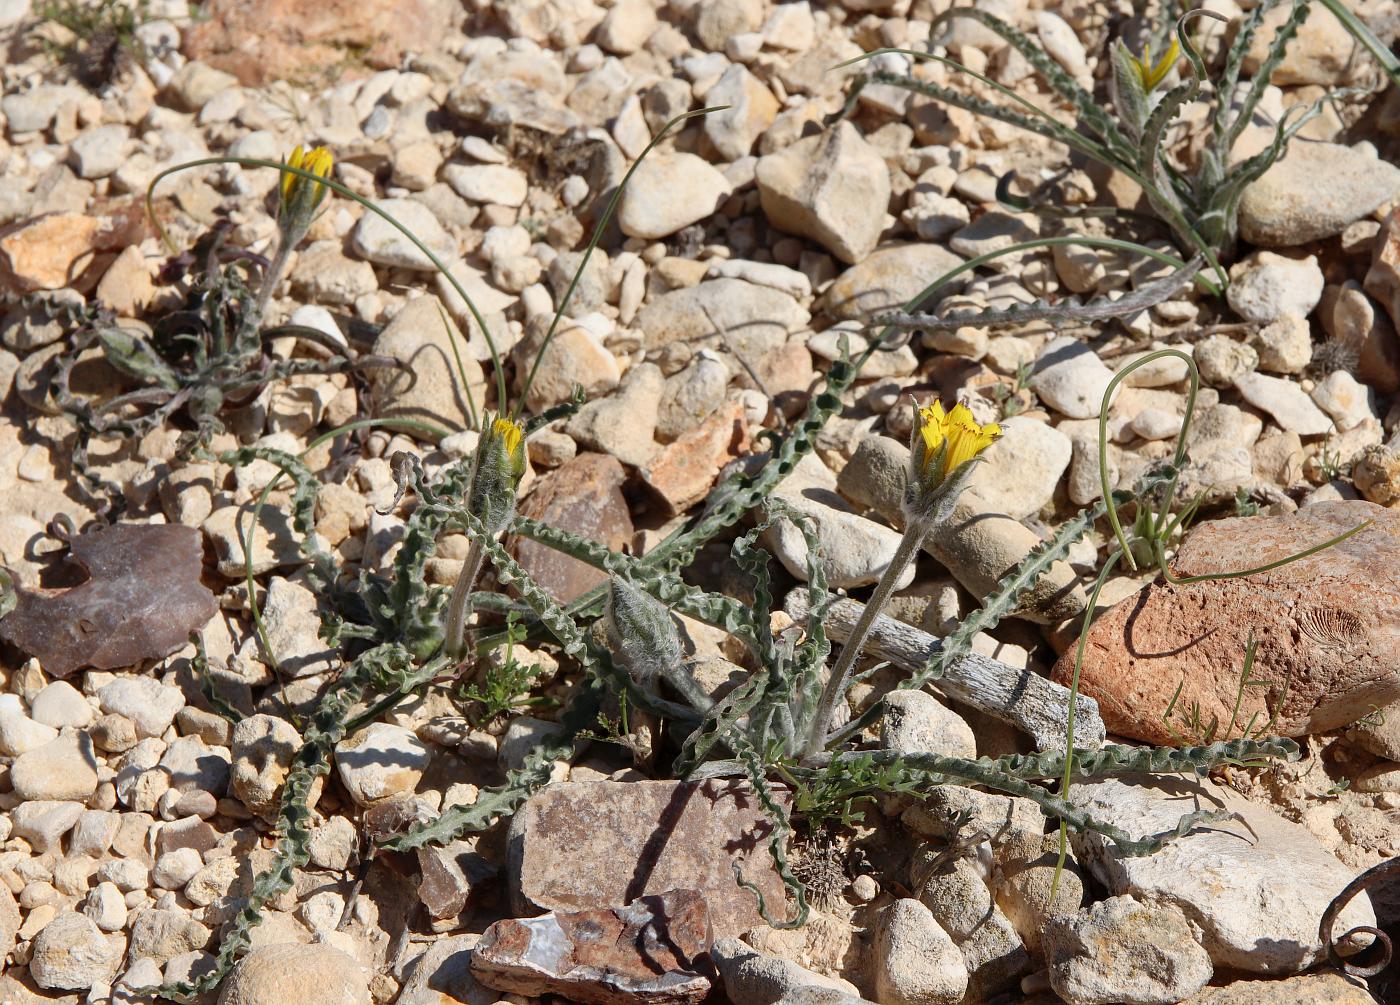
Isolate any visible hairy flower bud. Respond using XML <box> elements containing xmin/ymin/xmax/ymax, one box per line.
<box><xmin>468</xmin><ymin>416</ymin><xmax>526</xmax><ymax>537</ymax></box>
<box><xmin>277</xmin><ymin>144</ymin><xmax>333</xmax><ymax>248</ymax></box>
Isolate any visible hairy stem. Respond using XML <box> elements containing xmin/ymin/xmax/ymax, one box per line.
<box><xmin>803</xmin><ymin>524</ymin><xmax>925</xmax><ymax>757</ymax></box>
<box><xmin>442</xmin><ymin>536</ymin><xmax>488</xmax><ymax>660</ymax></box>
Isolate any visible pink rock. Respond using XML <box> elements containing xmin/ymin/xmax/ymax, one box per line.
<box><xmin>509</xmin><ymin>779</ymin><xmax>789</xmax><ymax>939</ymax></box>
<box><xmin>1052</xmin><ymin>500</ymin><xmax>1400</xmax><ymax>744</ymax></box>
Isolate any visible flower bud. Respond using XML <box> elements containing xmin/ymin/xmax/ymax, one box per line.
<box><xmin>277</xmin><ymin>145</ymin><xmax>333</xmax><ymax>247</ymax></box>
<box><xmin>468</xmin><ymin>416</ymin><xmax>526</xmax><ymax>537</ymax></box>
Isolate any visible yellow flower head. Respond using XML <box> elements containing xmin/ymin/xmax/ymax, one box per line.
<box><xmin>916</xmin><ymin>400</ymin><xmax>1001</xmax><ymax>482</ymax></box>
<box><xmin>1131</xmin><ymin>37</ymin><xmax>1181</xmax><ymax>93</ymax></box>
<box><xmin>281</xmin><ymin>145</ymin><xmax>333</xmax><ymax>199</ymax></box>
<box><xmin>491</xmin><ymin>416</ymin><xmax>526</xmax><ymax>478</ymax></box>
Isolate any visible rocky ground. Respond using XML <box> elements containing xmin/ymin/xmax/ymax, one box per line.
<box><xmin>1</xmin><ymin>0</ymin><xmax>1400</xmax><ymax>1003</ymax></box>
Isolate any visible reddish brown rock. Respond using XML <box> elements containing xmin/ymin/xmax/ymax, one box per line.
<box><xmin>1052</xmin><ymin>500</ymin><xmax>1400</xmax><ymax>744</ymax></box>
<box><xmin>509</xmin><ymin>453</ymin><xmax>633</xmax><ymax>605</ymax></box>
<box><xmin>509</xmin><ymin>779</ymin><xmax>789</xmax><ymax>939</ymax></box>
<box><xmin>641</xmin><ymin>400</ymin><xmax>749</xmax><ymax>516</ymax></box>
<box><xmin>182</xmin><ymin>0</ymin><xmax>454</xmax><ymax>86</ymax></box>
<box><xmin>472</xmin><ymin>889</ymin><xmax>713</xmax><ymax>1005</ymax></box>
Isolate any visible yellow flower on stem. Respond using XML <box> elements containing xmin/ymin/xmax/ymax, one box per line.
<box><xmin>278</xmin><ymin>145</ymin><xmax>334</xmax><ymax>233</ymax></box>
<box><xmin>489</xmin><ymin>416</ymin><xmax>527</xmax><ymax>482</ymax></box>
<box><xmin>1130</xmin><ymin>37</ymin><xmax>1181</xmax><ymax>93</ymax></box>
<box><xmin>915</xmin><ymin>400</ymin><xmax>1001</xmax><ymax>484</ymax></box>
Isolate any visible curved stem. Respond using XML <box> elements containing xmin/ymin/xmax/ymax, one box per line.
<box><xmin>1096</xmin><ymin>348</ymin><xmax>1199</xmax><ymax>570</ymax></box>
<box><xmin>513</xmin><ymin>105</ymin><xmax>725</xmax><ymax>420</ymax></box>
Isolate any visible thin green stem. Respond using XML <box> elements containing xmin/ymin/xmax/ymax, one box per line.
<box><xmin>1152</xmin><ymin>519</ymin><xmax>1370</xmax><ymax>586</ymax></box>
<box><xmin>1052</xmin><ymin>547</ymin><xmax>1122</xmax><ymax>897</ymax></box>
<box><xmin>513</xmin><ymin>105</ymin><xmax>725</xmax><ymax>420</ymax></box>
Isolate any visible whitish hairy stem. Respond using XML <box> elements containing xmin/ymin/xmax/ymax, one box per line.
<box><xmin>252</xmin><ymin>234</ymin><xmax>294</xmax><ymax>325</ymax></box>
<box><xmin>803</xmin><ymin>526</ymin><xmax>925</xmax><ymax>756</ymax></box>
<box><xmin>786</xmin><ymin>592</ymin><xmax>1106</xmax><ymax>752</ymax></box>
<box><xmin>442</xmin><ymin>536</ymin><xmax>488</xmax><ymax>659</ymax></box>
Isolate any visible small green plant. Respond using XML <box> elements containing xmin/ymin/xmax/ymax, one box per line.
<box><xmin>35</xmin><ymin>0</ymin><xmax>151</xmax><ymax>85</ymax></box>
<box><xmin>840</xmin><ymin>1</ymin><xmax>1386</xmax><ymax>281</ymax></box>
<box><xmin>1161</xmin><ymin>633</ymin><xmax>1288</xmax><ymax>745</ymax></box>
<box><xmin>457</xmin><ymin>613</ymin><xmax>554</xmax><ymax>724</ymax></box>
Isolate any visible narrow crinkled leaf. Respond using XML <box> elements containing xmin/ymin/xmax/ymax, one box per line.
<box><xmin>97</xmin><ymin>325</ymin><xmax>181</xmax><ymax>391</ymax></box>
<box><xmin>931</xmin><ymin>7</ymin><xmax>1133</xmax><ymax>158</ymax></box>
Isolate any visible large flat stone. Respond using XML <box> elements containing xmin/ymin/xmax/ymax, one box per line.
<box><xmin>1053</xmin><ymin>500</ymin><xmax>1400</xmax><ymax>742</ymax></box>
<box><xmin>509</xmin><ymin>779</ymin><xmax>788</xmax><ymax>938</ymax></box>
<box><xmin>1069</xmin><ymin>774</ymin><xmax>1375</xmax><ymax>974</ymax></box>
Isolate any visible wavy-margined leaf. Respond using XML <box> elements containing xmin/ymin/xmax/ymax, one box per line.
<box><xmin>97</xmin><ymin>325</ymin><xmax>181</xmax><ymax>391</ymax></box>
<box><xmin>872</xmin><ymin>252</ymin><xmax>1203</xmax><ymax>332</ymax></box>
<box><xmin>905</xmin><ymin>499</ymin><xmax>1106</xmax><ymax>690</ymax></box>
<box><xmin>510</xmin><ymin>517</ymin><xmax>761</xmax><ymax>649</ymax></box>
<box><xmin>931</xmin><ymin>7</ymin><xmax>1133</xmax><ymax>160</ymax></box>
<box><xmin>1223</xmin><ymin>0</ymin><xmax>1309</xmax><ymax>153</ymax></box>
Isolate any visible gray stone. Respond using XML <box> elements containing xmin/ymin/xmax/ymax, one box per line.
<box><xmin>398</xmin><ymin>934</ymin><xmax>494</xmax><ymax>1005</ymax></box>
<box><xmin>765</xmin><ymin>452</ymin><xmax>915</xmax><ymax>591</ymax></box>
<box><xmin>230</xmin><ymin>713</ymin><xmax>304</xmax><ymax>817</ymax></box>
<box><xmin>217</xmin><ymin>943</ymin><xmax>370</xmax><ymax>1005</ymax></box>
<box><xmin>564</xmin><ymin>361</ymin><xmax>664</xmax><ymax>467</ymax></box>
<box><xmin>0</xmin><ymin>709</ymin><xmax>59</xmax><ymax>755</ymax></box>
<box><xmin>98</xmin><ymin>677</ymin><xmax>185</xmax><ymax>738</ymax></box>
<box><xmin>370</xmin><ymin>294</ymin><xmax>489</xmax><ymax>432</ymax></box>
<box><xmin>618</xmin><ymin>153</ymin><xmax>732</xmax><ymax>239</ymax></box>
<box><xmin>350</xmin><ymin>198</ymin><xmax>458</xmax><ymax>270</ymax></box>
<box><xmin>872</xmin><ymin>898</ymin><xmax>969</xmax><ymax>1005</ymax></box>
<box><xmin>635</xmin><ymin>278</ymin><xmax>808</xmax><ymax>355</ymax></box>
<box><xmin>756</xmin><ymin>121</ymin><xmax>891</xmax><ymax>264</ymax></box>
<box><xmin>963</xmin><ymin>416</ymin><xmax>1071</xmax><ymax>519</ymax></box>
<box><xmin>11</xmin><ymin>799</ymin><xmax>85</xmax><ymax>852</ymax></box>
<box><xmin>30</xmin><ymin>913</ymin><xmax>119</xmax><ymax>991</ymax></box>
<box><xmin>881</xmin><ymin>690</ymin><xmax>976</xmax><ymax>760</ymax></box>
<box><xmin>1031</xmin><ymin>336</ymin><xmax>1116</xmax><ymax>420</ymax></box>
<box><xmin>29</xmin><ymin>680</ymin><xmax>93</xmax><ymax>728</ymax></box>
<box><xmin>820</xmin><ymin>243</ymin><xmax>965</xmax><ymax>321</ymax></box>
<box><xmin>1042</xmin><ymin>895</ymin><xmax>1214</xmax><ymax>1005</ymax></box>
<box><xmin>1226</xmin><ymin>251</ymin><xmax>1324</xmax><ymax>325</ymax></box>
<box><xmin>1070</xmin><ymin>774</ymin><xmax>1376</xmax><ymax>973</ymax></box>
<box><xmin>1240</xmin><ymin>142</ymin><xmax>1400</xmax><ymax>246</ymax></box>
<box><xmin>11</xmin><ymin>730</ymin><xmax>99</xmax><ymax>801</ymax></box>
<box><xmin>1233</xmin><ymin>372</ymin><xmax>1334</xmax><ymax>435</ymax></box>
<box><xmin>711</xmin><ymin>938</ymin><xmax>859</xmax><ymax>1005</ymax></box>
<box><xmin>334</xmin><ymin>721</ymin><xmax>430</xmax><ymax>806</ymax></box>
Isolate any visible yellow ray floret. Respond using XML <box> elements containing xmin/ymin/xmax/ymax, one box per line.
<box><xmin>1133</xmin><ymin>38</ymin><xmax>1181</xmax><ymax>93</ymax></box>
<box><xmin>280</xmin><ymin>145</ymin><xmax>334</xmax><ymax>201</ymax></box>
<box><xmin>918</xmin><ymin>400</ymin><xmax>1001</xmax><ymax>479</ymax></box>
<box><xmin>492</xmin><ymin>416</ymin><xmax>523</xmax><ymax>458</ymax></box>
